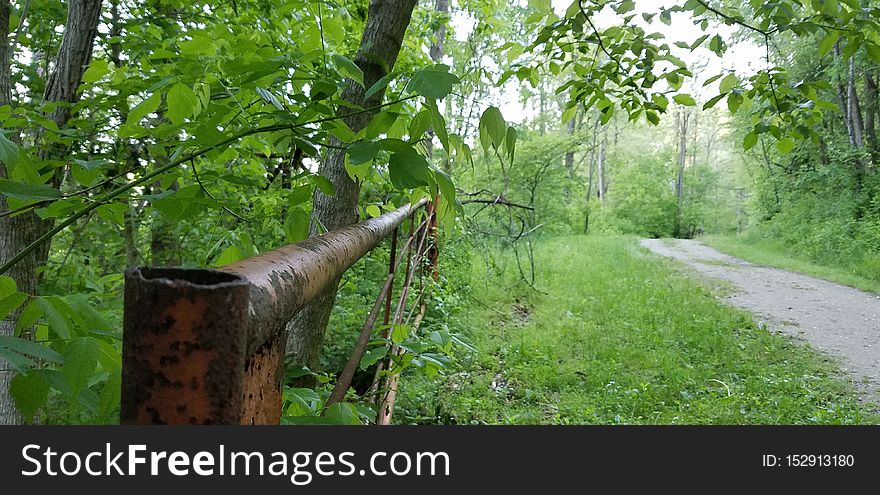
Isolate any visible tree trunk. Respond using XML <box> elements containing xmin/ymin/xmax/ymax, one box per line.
<box><xmin>835</xmin><ymin>43</ymin><xmax>857</xmax><ymax>147</ymax></box>
<box><xmin>285</xmin><ymin>0</ymin><xmax>418</xmax><ymax>374</ymax></box>
<box><xmin>675</xmin><ymin>109</ymin><xmax>690</xmax><ymax>238</ymax></box>
<box><xmin>428</xmin><ymin>0</ymin><xmax>448</xmax><ymax>62</ymax></box>
<box><xmin>0</xmin><ymin>0</ymin><xmax>102</xmax><ymax>425</ymax></box>
<box><xmin>848</xmin><ymin>58</ymin><xmax>865</xmax><ymax>149</ymax></box>
<box><xmin>865</xmin><ymin>71</ymin><xmax>878</xmax><ymax>161</ymax></box>
<box><xmin>425</xmin><ymin>0</ymin><xmax>448</xmax><ymax>163</ymax></box>
<box><xmin>584</xmin><ymin>114</ymin><xmax>599</xmax><ymax>233</ymax></box>
<box><xmin>597</xmin><ymin>128</ymin><xmax>607</xmax><ymax>202</ymax></box>
<box><xmin>563</xmin><ymin>114</ymin><xmax>576</xmax><ymax>197</ymax></box>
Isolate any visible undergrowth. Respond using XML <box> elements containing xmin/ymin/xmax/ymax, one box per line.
<box><xmin>395</xmin><ymin>235</ymin><xmax>877</xmax><ymax>424</ymax></box>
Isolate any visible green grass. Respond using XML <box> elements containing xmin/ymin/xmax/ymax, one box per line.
<box><xmin>703</xmin><ymin>234</ymin><xmax>880</xmax><ymax>294</ymax></box>
<box><xmin>396</xmin><ymin>235</ymin><xmax>877</xmax><ymax>424</ymax></box>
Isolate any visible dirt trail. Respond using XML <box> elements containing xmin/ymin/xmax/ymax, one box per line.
<box><xmin>640</xmin><ymin>238</ymin><xmax>880</xmax><ymax>406</ymax></box>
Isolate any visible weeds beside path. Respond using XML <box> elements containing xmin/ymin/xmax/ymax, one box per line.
<box><xmin>642</xmin><ymin>237</ymin><xmax>880</xmax><ymax>408</ymax></box>
<box><xmin>397</xmin><ymin>236</ymin><xmax>877</xmax><ymax>424</ymax></box>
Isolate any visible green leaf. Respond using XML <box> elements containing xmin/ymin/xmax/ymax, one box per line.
<box><xmin>0</xmin><ymin>346</ymin><xmax>33</xmax><ymax>372</ymax></box>
<box><xmin>0</xmin><ymin>336</ymin><xmax>63</xmax><ymax>364</ymax></box>
<box><xmin>364</xmin><ymin>71</ymin><xmax>398</xmax><ymax>100</ymax></box>
<box><xmin>68</xmin><ymin>295</ymin><xmax>113</xmax><ymax>335</ymax></box>
<box><xmin>867</xmin><ymin>43</ymin><xmax>880</xmax><ymax>63</ymax></box>
<box><xmin>98</xmin><ymin>370</ymin><xmax>121</xmax><ymax>421</ymax></box>
<box><xmin>652</xmin><ymin>94</ymin><xmax>669</xmax><ymax>111</ymax></box>
<box><xmin>818</xmin><ymin>30</ymin><xmax>840</xmax><ymax>57</ymax></box>
<box><xmin>0</xmin><ymin>179</ymin><xmax>61</xmax><ymax>201</ymax></box>
<box><xmin>256</xmin><ymin>87</ymin><xmax>285</xmax><ymax>111</ymax></box>
<box><xmin>166</xmin><ymin>83</ymin><xmax>199</xmax><ymax>125</ymax></box>
<box><xmin>727</xmin><ymin>92</ymin><xmax>744</xmax><ymax>114</ymax></box>
<box><xmin>62</xmin><ymin>337</ymin><xmax>99</xmax><ymax>396</ymax></box>
<box><xmin>365</xmin><ymin>111</ymin><xmax>399</xmax><ymax>140</ymax></box>
<box><xmin>311</xmin><ymin>175</ymin><xmax>335</xmax><ymax>196</ymax></box>
<box><xmin>616</xmin><ymin>0</ymin><xmax>635</xmax><ymax>14</ymax></box>
<box><xmin>379</xmin><ymin>138</ymin><xmax>417</xmax><ymax>155</ymax></box>
<box><xmin>743</xmin><ymin>132</ymin><xmax>759</xmax><ymax>151</ymax></box>
<box><xmin>180</xmin><ymin>32</ymin><xmax>217</xmax><ymax>56</ymax></box>
<box><xmin>15</xmin><ymin>299</ymin><xmax>42</xmax><ymax>335</ymax></box>
<box><xmin>97</xmin><ymin>203</ymin><xmax>126</xmax><ymax>227</ymax></box>
<box><xmin>0</xmin><ymin>130</ymin><xmax>20</xmax><ymax>167</ymax></box>
<box><xmin>776</xmin><ymin>138</ymin><xmax>795</xmax><ymax>154</ymax></box>
<box><xmin>73</xmin><ymin>158</ymin><xmax>106</xmax><ymax>171</ymax></box>
<box><xmin>408</xmin><ymin>67</ymin><xmax>460</xmax><ymax>100</ymax></box>
<box><xmin>703</xmin><ymin>73</ymin><xmax>724</xmax><ymax>87</ymax></box>
<box><xmin>434</xmin><ymin>167</ymin><xmax>456</xmax><ymax>206</ymax></box>
<box><xmin>95</xmin><ymin>339</ymin><xmax>121</xmax><ymax>370</ymax></box>
<box><xmin>365</xmin><ymin>205</ymin><xmax>381</xmax><ymax>218</ymax></box>
<box><xmin>0</xmin><ymin>276</ymin><xmax>15</xmax><ymax>298</ymax></box>
<box><xmin>81</xmin><ymin>59</ymin><xmax>110</xmax><ymax>83</ymax></box>
<box><xmin>332</xmin><ymin>54</ymin><xmax>364</xmax><ymax>87</ymax></box>
<box><xmin>324</xmin><ymin>402</ymin><xmax>361</xmax><ymax>425</ymax></box>
<box><xmin>505</xmin><ymin>126</ymin><xmax>517</xmax><ymax>162</ymax></box>
<box><xmin>284</xmin><ymin>208</ymin><xmax>310</xmax><ymax>243</ymax></box>
<box><xmin>359</xmin><ymin>345</ymin><xmax>388</xmax><ymax>369</ymax></box>
<box><xmin>673</xmin><ymin>94</ymin><xmax>696</xmax><ymax>106</ymax></box>
<box><xmin>126</xmin><ymin>92</ymin><xmax>161</xmax><ymax>125</ymax></box>
<box><xmin>391</xmin><ymin>324</ymin><xmax>409</xmax><ymax>344</ymax></box>
<box><xmin>348</xmin><ymin>141</ymin><xmax>380</xmax><ymax>164</ymax></box>
<box><xmin>428</xmin><ymin>101</ymin><xmax>449</xmax><ymax>151</ymax></box>
<box><xmin>214</xmin><ymin>244</ymin><xmax>244</xmax><ymax>267</ymax></box>
<box><xmin>11</xmin><ymin>372</ymin><xmax>50</xmax><ymax>422</ymax></box>
<box><xmin>690</xmin><ymin>34</ymin><xmax>710</xmax><ymax>50</ymax></box>
<box><xmin>287</xmin><ymin>387</ymin><xmax>320</xmax><ymax>405</ymax></box>
<box><xmin>285</xmin><ymin>393</ymin><xmax>313</xmax><ymax>416</ymax></box>
<box><xmin>702</xmin><ymin>94</ymin><xmax>725</xmax><ymax>110</ymax></box>
<box><xmin>0</xmin><ymin>292</ymin><xmax>26</xmax><ymax>321</ymax></box>
<box><xmin>288</xmin><ymin>185</ymin><xmax>312</xmax><ymax>206</ymax></box>
<box><xmin>709</xmin><ymin>34</ymin><xmax>724</xmax><ymax>55</ymax></box>
<box><xmin>718</xmin><ymin>73</ymin><xmax>738</xmax><ymax>94</ymax></box>
<box><xmin>479</xmin><ymin>106</ymin><xmax>506</xmax><ymax>153</ymax></box>
<box><xmin>388</xmin><ymin>151</ymin><xmax>433</xmax><ymax>190</ymax></box>
<box><xmin>408</xmin><ymin>110</ymin><xmax>433</xmax><ymax>141</ymax></box>
<box><xmin>310</xmin><ymin>79</ymin><xmax>337</xmax><ymax>101</ymax></box>
<box><xmin>36</xmin><ymin>297</ymin><xmax>70</xmax><ymax>339</ymax></box>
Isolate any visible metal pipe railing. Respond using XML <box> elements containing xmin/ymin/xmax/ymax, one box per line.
<box><xmin>120</xmin><ymin>198</ymin><xmax>428</xmax><ymax>425</ymax></box>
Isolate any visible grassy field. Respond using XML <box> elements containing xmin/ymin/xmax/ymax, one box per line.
<box><xmin>396</xmin><ymin>235</ymin><xmax>877</xmax><ymax>424</ymax></box>
<box><xmin>703</xmin><ymin>235</ymin><xmax>880</xmax><ymax>294</ymax></box>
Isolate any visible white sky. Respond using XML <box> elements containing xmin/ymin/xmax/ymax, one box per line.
<box><xmin>452</xmin><ymin>0</ymin><xmax>765</xmax><ymax>123</ymax></box>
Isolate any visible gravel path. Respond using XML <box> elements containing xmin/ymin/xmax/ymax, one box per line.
<box><xmin>640</xmin><ymin>238</ymin><xmax>880</xmax><ymax>406</ymax></box>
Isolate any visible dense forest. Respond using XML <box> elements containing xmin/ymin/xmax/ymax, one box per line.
<box><xmin>2</xmin><ymin>0</ymin><xmax>880</xmax><ymax>425</ymax></box>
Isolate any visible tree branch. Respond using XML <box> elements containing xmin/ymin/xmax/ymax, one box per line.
<box><xmin>0</xmin><ymin>94</ymin><xmax>419</xmax><ymax>276</ymax></box>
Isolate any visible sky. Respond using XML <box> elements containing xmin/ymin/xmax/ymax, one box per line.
<box><xmin>451</xmin><ymin>0</ymin><xmax>765</xmax><ymax>123</ymax></box>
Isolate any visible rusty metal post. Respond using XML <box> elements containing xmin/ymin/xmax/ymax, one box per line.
<box><xmin>121</xmin><ymin>268</ymin><xmax>250</xmax><ymax>424</ymax></box>
<box><xmin>121</xmin><ymin>199</ymin><xmax>427</xmax><ymax>424</ymax></box>
<box><xmin>382</xmin><ymin>227</ymin><xmax>398</xmax><ymax>328</ymax></box>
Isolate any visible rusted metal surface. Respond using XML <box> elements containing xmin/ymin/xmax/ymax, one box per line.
<box><xmin>121</xmin><ymin>200</ymin><xmax>428</xmax><ymax>424</ymax></box>
<box><xmin>222</xmin><ymin>197</ymin><xmax>427</xmax><ymax>357</ymax></box>
<box><xmin>375</xmin><ymin>200</ymin><xmax>438</xmax><ymax>425</ymax></box>
<box><xmin>240</xmin><ymin>330</ymin><xmax>285</xmax><ymax>424</ymax></box>
<box><xmin>121</xmin><ymin>268</ymin><xmax>250</xmax><ymax>424</ymax></box>
<box><xmin>382</xmin><ymin>227</ymin><xmax>398</xmax><ymax>327</ymax></box>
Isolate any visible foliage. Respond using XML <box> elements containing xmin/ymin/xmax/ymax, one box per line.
<box><xmin>396</xmin><ymin>236</ymin><xmax>876</xmax><ymax>424</ymax></box>
<box><xmin>704</xmin><ymin>234</ymin><xmax>880</xmax><ymax>294</ymax></box>
<box><xmin>2</xmin><ymin>0</ymin><xmax>879</xmax><ymax>425</ymax></box>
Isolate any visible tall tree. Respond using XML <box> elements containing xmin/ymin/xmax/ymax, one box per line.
<box><xmin>0</xmin><ymin>0</ymin><xmax>103</xmax><ymax>424</ymax></box>
<box><xmin>285</xmin><ymin>0</ymin><xmax>419</xmax><ymax>374</ymax></box>
<box><xmin>674</xmin><ymin>107</ymin><xmax>691</xmax><ymax>238</ymax></box>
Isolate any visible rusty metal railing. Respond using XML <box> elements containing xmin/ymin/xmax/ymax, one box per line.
<box><xmin>120</xmin><ymin>197</ymin><xmax>435</xmax><ymax>425</ymax></box>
